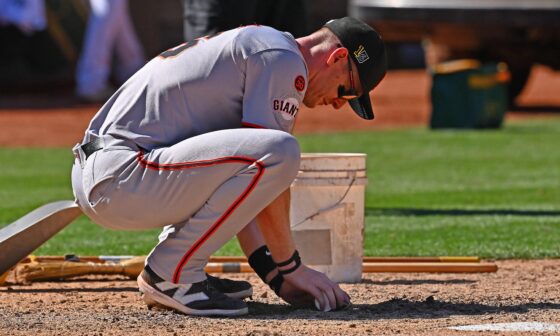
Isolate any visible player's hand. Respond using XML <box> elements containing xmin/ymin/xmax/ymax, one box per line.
<box><xmin>276</xmin><ymin>279</ymin><xmax>315</xmax><ymax>308</ymax></box>
<box><xmin>281</xmin><ymin>264</ymin><xmax>351</xmax><ymax>311</ymax></box>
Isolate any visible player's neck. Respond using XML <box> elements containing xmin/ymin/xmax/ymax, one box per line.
<box><xmin>295</xmin><ymin>37</ymin><xmax>329</xmax><ymax>84</ymax></box>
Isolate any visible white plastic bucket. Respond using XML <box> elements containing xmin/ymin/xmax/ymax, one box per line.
<box><xmin>290</xmin><ymin>153</ymin><xmax>367</xmax><ymax>283</ymax></box>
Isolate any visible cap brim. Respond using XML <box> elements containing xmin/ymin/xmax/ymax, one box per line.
<box><xmin>349</xmin><ymin>94</ymin><xmax>374</xmax><ymax>120</ymax></box>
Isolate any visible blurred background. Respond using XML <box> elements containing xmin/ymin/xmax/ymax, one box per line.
<box><xmin>4</xmin><ymin>0</ymin><xmax>560</xmax><ymax>94</ymax></box>
<box><xmin>1</xmin><ymin>0</ymin><xmax>559</xmax><ymax>130</ymax></box>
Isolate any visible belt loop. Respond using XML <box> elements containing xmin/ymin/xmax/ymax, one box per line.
<box><xmin>72</xmin><ymin>143</ymin><xmax>86</xmax><ymax>169</ymax></box>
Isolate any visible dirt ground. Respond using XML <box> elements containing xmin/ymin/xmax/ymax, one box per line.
<box><xmin>0</xmin><ymin>260</ymin><xmax>558</xmax><ymax>335</ymax></box>
<box><xmin>1</xmin><ymin>67</ymin><xmax>559</xmax><ymax>335</ymax></box>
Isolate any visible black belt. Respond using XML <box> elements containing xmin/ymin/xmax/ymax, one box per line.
<box><xmin>81</xmin><ymin>138</ymin><xmax>104</xmax><ymax>159</ymax></box>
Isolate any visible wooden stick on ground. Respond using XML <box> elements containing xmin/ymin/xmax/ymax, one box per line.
<box><xmin>361</xmin><ymin>262</ymin><xmax>497</xmax><ymax>273</ymax></box>
<box><xmin>363</xmin><ymin>256</ymin><xmax>480</xmax><ymax>263</ymax></box>
<box><xmin>8</xmin><ymin>257</ymin><xmax>497</xmax><ymax>284</ymax></box>
<box><xmin>203</xmin><ymin>262</ymin><xmax>497</xmax><ymax>274</ymax></box>
<box><xmin>21</xmin><ymin>255</ymin><xmax>481</xmax><ymax>264</ymax></box>
<box><xmin>206</xmin><ymin>256</ymin><xmax>482</xmax><ymax>264</ymax></box>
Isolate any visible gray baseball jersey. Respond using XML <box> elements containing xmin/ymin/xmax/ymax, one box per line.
<box><xmin>86</xmin><ymin>25</ymin><xmax>307</xmax><ymax>147</ymax></box>
<box><xmin>72</xmin><ymin>25</ymin><xmax>307</xmax><ymax>284</ymax></box>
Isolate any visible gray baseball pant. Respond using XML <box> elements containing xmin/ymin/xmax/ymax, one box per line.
<box><xmin>72</xmin><ymin>128</ymin><xmax>300</xmax><ymax>284</ymax></box>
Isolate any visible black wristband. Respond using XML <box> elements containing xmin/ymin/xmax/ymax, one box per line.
<box><xmin>268</xmin><ymin>273</ymin><xmax>284</xmax><ymax>295</ymax></box>
<box><xmin>277</xmin><ymin>250</ymin><xmax>302</xmax><ymax>275</ymax></box>
<box><xmin>248</xmin><ymin>245</ymin><xmax>276</xmax><ymax>283</ymax></box>
<box><xmin>275</xmin><ymin>250</ymin><xmax>300</xmax><ymax>267</ymax></box>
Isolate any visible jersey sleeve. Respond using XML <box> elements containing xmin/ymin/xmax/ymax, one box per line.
<box><xmin>242</xmin><ymin>49</ymin><xmax>308</xmax><ymax>133</ymax></box>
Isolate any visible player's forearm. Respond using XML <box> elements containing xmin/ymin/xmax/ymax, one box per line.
<box><xmin>256</xmin><ymin>188</ymin><xmax>296</xmax><ymax>263</ymax></box>
<box><xmin>236</xmin><ymin>219</ymin><xmax>265</xmax><ymax>256</ymax></box>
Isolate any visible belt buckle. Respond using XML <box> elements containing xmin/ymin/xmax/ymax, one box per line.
<box><xmin>72</xmin><ymin>143</ymin><xmax>87</xmax><ymax>169</ymax></box>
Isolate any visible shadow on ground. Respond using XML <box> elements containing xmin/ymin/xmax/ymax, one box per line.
<box><xmin>3</xmin><ymin>284</ymin><xmax>558</xmax><ymax>321</ymax></box>
<box><xmin>361</xmin><ymin>278</ymin><xmax>476</xmax><ymax>285</ymax></box>
<box><xmin>246</xmin><ymin>299</ymin><xmax>560</xmax><ymax>320</ymax></box>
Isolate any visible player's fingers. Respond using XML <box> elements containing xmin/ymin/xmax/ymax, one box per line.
<box><xmin>333</xmin><ymin>285</ymin><xmax>351</xmax><ymax>309</ymax></box>
<box><xmin>321</xmin><ymin>278</ymin><xmax>350</xmax><ymax>310</ymax></box>
<box><xmin>304</xmin><ymin>284</ymin><xmax>325</xmax><ymax>309</ymax></box>
<box><xmin>333</xmin><ymin>281</ymin><xmax>350</xmax><ymax>302</ymax></box>
<box><xmin>315</xmin><ymin>281</ymin><xmax>336</xmax><ymax>311</ymax></box>
<box><xmin>323</xmin><ymin>287</ymin><xmax>337</xmax><ymax>311</ymax></box>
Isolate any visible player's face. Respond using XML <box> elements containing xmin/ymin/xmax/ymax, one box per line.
<box><xmin>303</xmin><ymin>56</ymin><xmax>361</xmax><ymax>110</ymax></box>
<box><xmin>333</xmin><ymin>57</ymin><xmax>360</xmax><ymax>109</ymax></box>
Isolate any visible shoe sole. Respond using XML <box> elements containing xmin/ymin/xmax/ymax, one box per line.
<box><xmin>137</xmin><ymin>276</ymin><xmax>248</xmax><ymax>317</ymax></box>
<box><xmin>225</xmin><ymin>288</ymin><xmax>253</xmax><ymax>300</ymax></box>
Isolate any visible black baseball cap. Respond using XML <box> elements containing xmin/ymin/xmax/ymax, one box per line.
<box><xmin>324</xmin><ymin>17</ymin><xmax>387</xmax><ymax>120</ymax></box>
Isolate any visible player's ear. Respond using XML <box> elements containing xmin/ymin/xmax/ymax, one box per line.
<box><xmin>326</xmin><ymin>47</ymin><xmax>348</xmax><ymax>66</ymax></box>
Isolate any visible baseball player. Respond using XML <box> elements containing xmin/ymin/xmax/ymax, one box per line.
<box><xmin>71</xmin><ymin>17</ymin><xmax>387</xmax><ymax>317</ymax></box>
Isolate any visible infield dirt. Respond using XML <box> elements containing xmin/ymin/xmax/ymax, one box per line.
<box><xmin>0</xmin><ymin>260</ymin><xmax>559</xmax><ymax>335</ymax></box>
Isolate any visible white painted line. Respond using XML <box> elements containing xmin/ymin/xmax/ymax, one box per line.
<box><xmin>450</xmin><ymin>322</ymin><xmax>560</xmax><ymax>332</ymax></box>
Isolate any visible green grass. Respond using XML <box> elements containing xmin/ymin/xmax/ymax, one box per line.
<box><xmin>1</xmin><ymin>118</ymin><xmax>559</xmax><ymax>258</ymax></box>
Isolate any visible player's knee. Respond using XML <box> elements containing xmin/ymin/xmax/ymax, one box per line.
<box><xmin>273</xmin><ymin>133</ymin><xmax>301</xmax><ymax>183</ymax></box>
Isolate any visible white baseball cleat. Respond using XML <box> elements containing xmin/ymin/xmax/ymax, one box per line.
<box><xmin>137</xmin><ymin>266</ymin><xmax>248</xmax><ymax>316</ymax></box>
